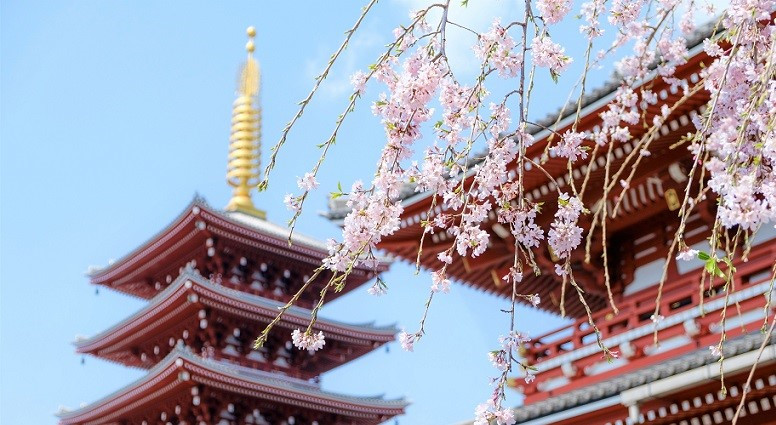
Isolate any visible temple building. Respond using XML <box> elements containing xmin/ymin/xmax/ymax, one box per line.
<box><xmin>59</xmin><ymin>27</ymin><xmax>407</xmax><ymax>425</ymax></box>
<box><xmin>327</xmin><ymin>25</ymin><xmax>776</xmax><ymax>425</ymax></box>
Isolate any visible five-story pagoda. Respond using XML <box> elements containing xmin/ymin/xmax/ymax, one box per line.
<box><xmin>59</xmin><ymin>27</ymin><xmax>407</xmax><ymax>425</ymax></box>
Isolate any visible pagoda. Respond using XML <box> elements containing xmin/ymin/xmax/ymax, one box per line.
<box><xmin>327</xmin><ymin>24</ymin><xmax>776</xmax><ymax>424</ymax></box>
<box><xmin>59</xmin><ymin>27</ymin><xmax>407</xmax><ymax>425</ymax></box>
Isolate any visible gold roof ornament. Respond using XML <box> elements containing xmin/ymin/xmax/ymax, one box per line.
<box><xmin>225</xmin><ymin>26</ymin><xmax>265</xmax><ymax>219</ymax></box>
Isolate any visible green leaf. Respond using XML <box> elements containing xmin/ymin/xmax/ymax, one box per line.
<box><xmin>705</xmin><ymin>258</ymin><xmax>716</xmax><ymax>274</ymax></box>
<box><xmin>697</xmin><ymin>251</ymin><xmax>710</xmax><ymax>261</ymax></box>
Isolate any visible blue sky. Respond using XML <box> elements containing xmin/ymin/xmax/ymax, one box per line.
<box><xmin>0</xmin><ymin>1</ymin><xmax>640</xmax><ymax>423</ymax></box>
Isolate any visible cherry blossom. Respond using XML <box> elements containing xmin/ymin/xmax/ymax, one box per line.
<box><xmin>398</xmin><ymin>331</ymin><xmax>416</xmax><ymax>352</ymax></box>
<box><xmin>474</xmin><ymin>19</ymin><xmax>524</xmax><ymax>78</ymax></box>
<box><xmin>608</xmin><ymin>0</ymin><xmax>643</xmax><ymax>27</ymax></box>
<box><xmin>474</xmin><ymin>400</ymin><xmax>516</xmax><ymax>425</ymax></box>
<box><xmin>290</xmin><ymin>329</ymin><xmax>326</xmax><ymax>353</ymax></box>
<box><xmin>350</xmin><ymin>70</ymin><xmax>368</xmax><ymax>95</ymax></box>
<box><xmin>283</xmin><ymin>194</ymin><xmax>301</xmax><ymax>212</ymax></box>
<box><xmin>537</xmin><ymin>0</ymin><xmax>572</xmax><ymax>25</ymax></box>
<box><xmin>531</xmin><ymin>36</ymin><xmax>573</xmax><ymax>76</ymax></box>
<box><xmin>676</xmin><ymin>247</ymin><xmax>699</xmax><ymax>261</ymax></box>
<box><xmin>550</xmin><ymin>131</ymin><xmax>588</xmax><ymax>162</ymax></box>
<box><xmin>296</xmin><ymin>172</ymin><xmax>319</xmax><ymax>191</ymax></box>
<box><xmin>488</xmin><ymin>350</ymin><xmax>509</xmax><ymax>371</ymax></box>
<box><xmin>431</xmin><ymin>270</ymin><xmax>451</xmax><ymax>293</ymax></box>
<box><xmin>367</xmin><ymin>280</ymin><xmax>387</xmax><ymax>296</ymax></box>
<box><xmin>499</xmin><ymin>331</ymin><xmax>531</xmax><ymax>351</ymax></box>
<box><xmin>548</xmin><ymin>193</ymin><xmax>585</xmax><ymax>262</ymax></box>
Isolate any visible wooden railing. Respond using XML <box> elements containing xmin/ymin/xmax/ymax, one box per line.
<box><xmin>525</xmin><ymin>238</ymin><xmax>776</xmax><ymax>372</ymax></box>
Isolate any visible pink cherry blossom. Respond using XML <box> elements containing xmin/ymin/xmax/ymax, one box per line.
<box><xmin>474</xmin><ymin>19</ymin><xmax>523</xmax><ymax>78</ymax></box>
<box><xmin>431</xmin><ymin>270</ymin><xmax>451</xmax><ymax>293</ymax></box>
<box><xmin>676</xmin><ymin>247</ymin><xmax>699</xmax><ymax>261</ymax></box>
<box><xmin>488</xmin><ymin>350</ymin><xmax>509</xmax><ymax>371</ymax></box>
<box><xmin>532</xmin><ymin>36</ymin><xmax>573</xmax><ymax>76</ymax></box>
<box><xmin>398</xmin><ymin>331</ymin><xmax>416</xmax><ymax>352</ymax></box>
<box><xmin>550</xmin><ymin>131</ymin><xmax>588</xmax><ymax>162</ymax></box>
<box><xmin>296</xmin><ymin>172</ymin><xmax>319</xmax><ymax>191</ymax></box>
<box><xmin>474</xmin><ymin>400</ymin><xmax>516</xmax><ymax>425</ymax></box>
<box><xmin>537</xmin><ymin>0</ymin><xmax>572</xmax><ymax>25</ymax></box>
<box><xmin>291</xmin><ymin>329</ymin><xmax>326</xmax><ymax>353</ymax></box>
<box><xmin>548</xmin><ymin>193</ymin><xmax>585</xmax><ymax>261</ymax></box>
<box><xmin>350</xmin><ymin>70</ymin><xmax>368</xmax><ymax>95</ymax></box>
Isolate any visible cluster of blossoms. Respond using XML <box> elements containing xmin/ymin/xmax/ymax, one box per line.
<box><xmin>367</xmin><ymin>277</ymin><xmax>388</xmax><ymax>296</ymax></box>
<box><xmin>324</xmin><ymin>180</ymin><xmax>403</xmax><ymax>273</ymax></box>
<box><xmin>431</xmin><ymin>269</ymin><xmax>451</xmax><ymax>293</ymax></box>
<box><xmin>296</xmin><ymin>172</ymin><xmax>319</xmax><ymax>191</ymax></box>
<box><xmin>323</xmin><ymin>29</ymin><xmax>448</xmax><ymax>273</ymax></box>
<box><xmin>699</xmin><ymin>3</ymin><xmax>776</xmax><ymax>233</ymax></box>
<box><xmin>579</xmin><ymin>0</ymin><xmax>606</xmax><ymax>39</ymax></box>
<box><xmin>608</xmin><ymin>0</ymin><xmax>643</xmax><ymax>27</ymax></box>
<box><xmin>548</xmin><ymin>193</ymin><xmax>585</xmax><ymax>272</ymax></box>
<box><xmin>489</xmin><ymin>331</ymin><xmax>534</xmax><ymax>383</ymax></box>
<box><xmin>474</xmin><ymin>19</ymin><xmax>524</xmax><ymax>77</ymax></box>
<box><xmin>498</xmin><ymin>195</ymin><xmax>544</xmax><ymax>252</ymax></box>
<box><xmin>290</xmin><ymin>329</ymin><xmax>326</xmax><ymax>353</ymax></box>
<box><xmin>531</xmin><ymin>36</ymin><xmax>573</xmax><ymax>76</ymax></box>
<box><xmin>690</xmin><ymin>0</ymin><xmax>776</xmax><ymax>231</ymax></box>
<box><xmin>550</xmin><ymin>131</ymin><xmax>588</xmax><ymax>162</ymax></box>
<box><xmin>676</xmin><ymin>246</ymin><xmax>699</xmax><ymax>261</ymax></box>
<box><xmin>536</xmin><ymin>0</ymin><xmax>572</xmax><ymax>25</ymax></box>
<box><xmin>436</xmin><ymin>78</ymin><xmax>478</xmax><ymax>146</ymax></box>
<box><xmin>350</xmin><ymin>70</ymin><xmax>368</xmax><ymax>96</ymax></box>
<box><xmin>476</xmin><ymin>331</ymin><xmax>534</xmax><ymax>424</ymax></box>
<box><xmin>473</xmin><ymin>400</ymin><xmax>515</xmax><ymax>425</ymax></box>
<box><xmin>398</xmin><ymin>330</ymin><xmax>416</xmax><ymax>352</ymax></box>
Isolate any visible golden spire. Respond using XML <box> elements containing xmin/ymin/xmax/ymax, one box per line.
<box><xmin>225</xmin><ymin>26</ymin><xmax>265</xmax><ymax>218</ymax></box>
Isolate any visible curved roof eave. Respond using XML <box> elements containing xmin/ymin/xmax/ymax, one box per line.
<box><xmin>89</xmin><ymin>196</ymin><xmax>391</xmax><ymax>286</ymax></box>
<box><xmin>58</xmin><ymin>348</ymin><xmax>408</xmax><ymax>423</ymax></box>
<box><xmin>75</xmin><ymin>268</ymin><xmax>398</xmax><ymax>353</ymax></box>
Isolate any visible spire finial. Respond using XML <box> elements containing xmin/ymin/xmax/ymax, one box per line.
<box><xmin>225</xmin><ymin>26</ymin><xmax>265</xmax><ymax>218</ymax></box>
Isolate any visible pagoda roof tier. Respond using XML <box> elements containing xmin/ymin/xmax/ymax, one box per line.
<box><xmin>75</xmin><ymin>267</ymin><xmax>397</xmax><ymax>377</ymax></box>
<box><xmin>58</xmin><ymin>348</ymin><xmax>408</xmax><ymax>425</ymax></box>
<box><xmin>346</xmin><ymin>28</ymin><xmax>718</xmax><ymax>318</ymax></box>
<box><xmin>88</xmin><ymin>196</ymin><xmax>390</xmax><ymax>306</ymax></box>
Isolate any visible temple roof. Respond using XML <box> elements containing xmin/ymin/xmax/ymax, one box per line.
<box><xmin>76</xmin><ymin>267</ymin><xmax>397</xmax><ymax>370</ymax></box>
<box><xmin>324</xmin><ymin>20</ymin><xmax>721</xmax><ymax>223</ymax></box>
<box><xmin>89</xmin><ymin>196</ymin><xmax>390</xmax><ymax>299</ymax></box>
<box><xmin>505</xmin><ymin>331</ymin><xmax>774</xmax><ymax>424</ymax></box>
<box><xmin>58</xmin><ymin>347</ymin><xmax>408</xmax><ymax>425</ymax></box>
